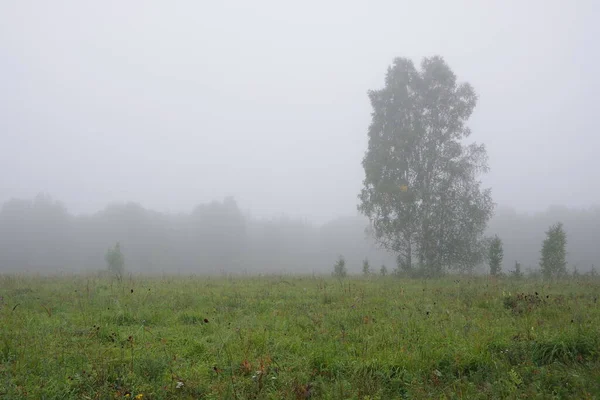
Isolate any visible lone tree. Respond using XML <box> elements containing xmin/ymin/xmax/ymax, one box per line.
<box><xmin>488</xmin><ymin>235</ymin><xmax>504</xmax><ymax>276</ymax></box>
<box><xmin>511</xmin><ymin>261</ymin><xmax>523</xmax><ymax>278</ymax></box>
<box><xmin>540</xmin><ymin>222</ymin><xmax>567</xmax><ymax>278</ymax></box>
<box><xmin>105</xmin><ymin>242</ymin><xmax>125</xmax><ymax>281</ymax></box>
<box><xmin>332</xmin><ymin>256</ymin><xmax>347</xmax><ymax>278</ymax></box>
<box><xmin>380</xmin><ymin>264</ymin><xmax>388</xmax><ymax>276</ymax></box>
<box><xmin>362</xmin><ymin>258</ymin><xmax>372</xmax><ymax>276</ymax></box>
<box><xmin>359</xmin><ymin>56</ymin><xmax>494</xmax><ymax>276</ymax></box>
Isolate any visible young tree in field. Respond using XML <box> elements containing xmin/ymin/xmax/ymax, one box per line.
<box><xmin>358</xmin><ymin>56</ymin><xmax>494</xmax><ymax>276</ymax></box>
<box><xmin>539</xmin><ymin>223</ymin><xmax>567</xmax><ymax>278</ymax></box>
<box><xmin>362</xmin><ymin>258</ymin><xmax>372</xmax><ymax>276</ymax></box>
<box><xmin>380</xmin><ymin>264</ymin><xmax>388</xmax><ymax>276</ymax></box>
<box><xmin>488</xmin><ymin>235</ymin><xmax>503</xmax><ymax>276</ymax></box>
<box><xmin>105</xmin><ymin>242</ymin><xmax>125</xmax><ymax>281</ymax></box>
<box><xmin>332</xmin><ymin>256</ymin><xmax>347</xmax><ymax>278</ymax></box>
<box><xmin>511</xmin><ymin>261</ymin><xmax>523</xmax><ymax>278</ymax></box>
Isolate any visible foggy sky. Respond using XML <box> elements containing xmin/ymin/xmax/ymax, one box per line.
<box><xmin>1</xmin><ymin>0</ymin><xmax>598</xmax><ymax>224</ymax></box>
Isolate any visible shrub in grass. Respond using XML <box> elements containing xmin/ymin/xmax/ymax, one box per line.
<box><xmin>332</xmin><ymin>256</ymin><xmax>347</xmax><ymax>278</ymax></box>
<box><xmin>105</xmin><ymin>242</ymin><xmax>125</xmax><ymax>282</ymax></box>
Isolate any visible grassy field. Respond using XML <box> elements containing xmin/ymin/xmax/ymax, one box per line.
<box><xmin>1</xmin><ymin>274</ymin><xmax>600</xmax><ymax>399</ymax></box>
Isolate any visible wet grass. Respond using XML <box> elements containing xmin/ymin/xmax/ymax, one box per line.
<box><xmin>0</xmin><ymin>274</ymin><xmax>599</xmax><ymax>399</ymax></box>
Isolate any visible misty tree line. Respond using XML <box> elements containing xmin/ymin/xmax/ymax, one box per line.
<box><xmin>0</xmin><ymin>194</ymin><xmax>598</xmax><ymax>275</ymax></box>
<box><xmin>0</xmin><ymin>194</ymin><xmax>395</xmax><ymax>274</ymax></box>
<box><xmin>487</xmin><ymin>207</ymin><xmax>599</xmax><ymax>274</ymax></box>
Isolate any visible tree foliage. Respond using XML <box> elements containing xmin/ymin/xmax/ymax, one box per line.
<box><xmin>540</xmin><ymin>222</ymin><xmax>567</xmax><ymax>278</ymax></box>
<box><xmin>488</xmin><ymin>235</ymin><xmax>504</xmax><ymax>276</ymax></box>
<box><xmin>359</xmin><ymin>56</ymin><xmax>494</xmax><ymax>275</ymax></box>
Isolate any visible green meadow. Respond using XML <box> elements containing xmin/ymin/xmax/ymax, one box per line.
<box><xmin>1</xmin><ymin>274</ymin><xmax>599</xmax><ymax>399</ymax></box>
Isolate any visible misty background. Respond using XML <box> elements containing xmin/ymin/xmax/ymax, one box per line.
<box><xmin>1</xmin><ymin>1</ymin><xmax>599</xmax><ymax>273</ymax></box>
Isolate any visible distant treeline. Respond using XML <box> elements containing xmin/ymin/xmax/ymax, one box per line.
<box><xmin>0</xmin><ymin>195</ymin><xmax>598</xmax><ymax>274</ymax></box>
<box><xmin>0</xmin><ymin>194</ymin><xmax>396</xmax><ymax>274</ymax></box>
<box><xmin>487</xmin><ymin>206</ymin><xmax>600</xmax><ymax>274</ymax></box>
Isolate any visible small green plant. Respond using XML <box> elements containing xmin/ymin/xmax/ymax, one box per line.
<box><xmin>332</xmin><ymin>256</ymin><xmax>347</xmax><ymax>278</ymax></box>
<box><xmin>510</xmin><ymin>261</ymin><xmax>523</xmax><ymax>279</ymax></box>
<box><xmin>362</xmin><ymin>258</ymin><xmax>372</xmax><ymax>276</ymax></box>
<box><xmin>488</xmin><ymin>235</ymin><xmax>503</xmax><ymax>276</ymax></box>
<box><xmin>105</xmin><ymin>242</ymin><xmax>125</xmax><ymax>282</ymax></box>
<box><xmin>380</xmin><ymin>264</ymin><xmax>387</xmax><ymax>276</ymax></box>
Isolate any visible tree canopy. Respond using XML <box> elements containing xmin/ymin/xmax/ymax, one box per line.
<box><xmin>359</xmin><ymin>56</ymin><xmax>494</xmax><ymax>275</ymax></box>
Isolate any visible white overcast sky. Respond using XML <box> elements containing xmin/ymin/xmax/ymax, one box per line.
<box><xmin>0</xmin><ymin>0</ymin><xmax>598</xmax><ymax>223</ymax></box>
